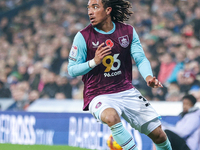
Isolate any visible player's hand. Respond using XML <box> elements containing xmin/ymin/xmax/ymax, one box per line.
<box><xmin>94</xmin><ymin>43</ymin><xmax>111</xmax><ymax>65</ymax></box>
<box><xmin>146</xmin><ymin>76</ymin><xmax>163</xmax><ymax>88</ymax></box>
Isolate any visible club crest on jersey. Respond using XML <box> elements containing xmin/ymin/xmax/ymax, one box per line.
<box><xmin>70</xmin><ymin>45</ymin><xmax>78</xmax><ymax>58</ymax></box>
<box><xmin>92</xmin><ymin>41</ymin><xmax>99</xmax><ymax>48</ymax></box>
<box><xmin>95</xmin><ymin>102</ymin><xmax>102</xmax><ymax>109</ymax></box>
<box><xmin>118</xmin><ymin>35</ymin><xmax>129</xmax><ymax>48</ymax></box>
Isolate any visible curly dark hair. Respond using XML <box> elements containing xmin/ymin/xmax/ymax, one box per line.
<box><xmin>101</xmin><ymin>0</ymin><xmax>133</xmax><ymax>22</ymax></box>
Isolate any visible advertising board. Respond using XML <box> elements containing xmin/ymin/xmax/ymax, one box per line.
<box><xmin>0</xmin><ymin>111</ymin><xmax>179</xmax><ymax>150</ymax></box>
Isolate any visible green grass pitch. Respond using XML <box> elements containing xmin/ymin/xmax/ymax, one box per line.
<box><xmin>0</xmin><ymin>144</ymin><xmax>91</xmax><ymax>150</ymax></box>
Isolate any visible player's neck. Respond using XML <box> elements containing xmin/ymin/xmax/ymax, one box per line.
<box><xmin>96</xmin><ymin>19</ymin><xmax>113</xmax><ymax>32</ymax></box>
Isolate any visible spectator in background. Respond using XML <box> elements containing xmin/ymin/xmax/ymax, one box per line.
<box><xmin>166</xmin><ymin>92</ymin><xmax>182</xmax><ymax>102</ymax></box>
<box><xmin>151</xmin><ymin>85</ymin><xmax>168</xmax><ymax>101</ymax></box>
<box><xmin>55</xmin><ymin>92</ymin><xmax>66</xmax><ymax>100</ymax></box>
<box><xmin>162</xmin><ymin>95</ymin><xmax>200</xmax><ymax>150</ymax></box>
<box><xmin>177</xmin><ymin>61</ymin><xmax>200</xmax><ymax>93</ymax></box>
<box><xmin>173</xmin><ymin>14</ymin><xmax>184</xmax><ymax>34</ymax></box>
<box><xmin>15</xmin><ymin>62</ymin><xmax>30</xmax><ymax>81</ymax></box>
<box><xmin>0</xmin><ymin>17</ymin><xmax>13</xmax><ymax>43</ymax></box>
<box><xmin>7</xmin><ymin>81</ymin><xmax>30</xmax><ymax>110</ymax></box>
<box><xmin>37</xmin><ymin>68</ymin><xmax>49</xmax><ymax>93</ymax></box>
<box><xmin>41</xmin><ymin>71</ymin><xmax>57</xmax><ymax>98</ymax></box>
<box><xmin>157</xmin><ymin>53</ymin><xmax>176</xmax><ymax>84</ymax></box>
<box><xmin>192</xmin><ymin>7</ymin><xmax>200</xmax><ymax>40</ymax></box>
<box><xmin>0</xmin><ymin>80</ymin><xmax>11</xmax><ymax>98</ymax></box>
<box><xmin>70</xmin><ymin>77</ymin><xmax>83</xmax><ymax>100</ymax></box>
<box><xmin>55</xmin><ymin>75</ymin><xmax>72</xmax><ymax>99</ymax></box>
<box><xmin>24</xmin><ymin>90</ymin><xmax>40</xmax><ymax>110</ymax></box>
<box><xmin>193</xmin><ymin>45</ymin><xmax>200</xmax><ymax>60</ymax></box>
<box><xmin>190</xmin><ymin>61</ymin><xmax>200</xmax><ymax>77</ymax></box>
<box><xmin>29</xmin><ymin>61</ymin><xmax>43</xmax><ymax>90</ymax></box>
<box><xmin>4</xmin><ymin>64</ymin><xmax>12</xmax><ymax>77</ymax></box>
<box><xmin>185</xmin><ymin>9</ymin><xmax>195</xmax><ymax>25</ymax></box>
<box><xmin>0</xmin><ymin>0</ymin><xmax>32</xmax><ymax>12</ymax></box>
<box><xmin>0</xmin><ymin>1</ymin><xmax>8</xmax><ymax>12</ymax></box>
<box><xmin>166</xmin><ymin>82</ymin><xmax>182</xmax><ymax>102</ymax></box>
<box><xmin>51</xmin><ymin>45</ymin><xmax>69</xmax><ymax>74</ymax></box>
<box><xmin>186</xmin><ymin>50</ymin><xmax>198</xmax><ymax>62</ymax></box>
<box><xmin>149</xmin><ymin>57</ymin><xmax>160</xmax><ymax>78</ymax></box>
<box><xmin>166</xmin><ymin>48</ymin><xmax>185</xmax><ymax>84</ymax></box>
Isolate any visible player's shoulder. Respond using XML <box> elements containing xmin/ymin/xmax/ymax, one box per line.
<box><xmin>115</xmin><ymin>22</ymin><xmax>134</xmax><ymax>35</ymax></box>
<box><xmin>80</xmin><ymin>24</ymin><xmax>93</xmax><ymax>33</ymax></box>
<box><xmin>115</xmin><ymin>22</ymin><xmax>134</xmax><ymax>32</ymax></box>
<box><xmin>116</xmin><ymin>21</ymin><xmax>134</xmax><ymax>28</ymax></box>
<box><xmin>78</xmin><ymin>24</ymin><xmax>94</xmax><ymax>39</ymax></box>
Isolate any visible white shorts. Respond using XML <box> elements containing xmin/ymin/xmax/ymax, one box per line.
<box><xmin>89</xmin><ymin>88</ymin><xmax>161</xmax><ymax>135</ymax></box>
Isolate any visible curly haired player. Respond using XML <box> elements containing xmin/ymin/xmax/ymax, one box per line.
<box><xmin>68</xmin><ymin>0</ymin><xmax>172</xmax><ymax>149</ymax></box>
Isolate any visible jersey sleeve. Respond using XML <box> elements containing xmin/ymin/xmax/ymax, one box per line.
<box><xmin>68</xmin><ymin>32</ymin><xmax>92</xmax><ymax>77</ymax></box>
<box><xmin>130</xmin><ymin>27</ymin><xmax>153</xmax><ymax>80</ymax></box>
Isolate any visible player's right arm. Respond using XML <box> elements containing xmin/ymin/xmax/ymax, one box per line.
<box><xmin>68</xmin><ymin>32</ymin><xmax>111</xmax><ymax>77</ymax></box>
<box><xmin>68</xmin><ymin>32</ymin><xmax>92</xmax><ymax>77</ymax></box>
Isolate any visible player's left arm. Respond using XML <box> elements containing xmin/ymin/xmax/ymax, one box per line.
<box><xmin>130</xmin><ymin>27</ymin><xmax>162</xmax><ymax>88</ymax></box>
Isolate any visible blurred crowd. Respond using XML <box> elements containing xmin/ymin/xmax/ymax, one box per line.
<box><xmin>0</xmin><ymin>0</ymin><xmax>32</xmax><ymax>12</ymax></box>
<box><xmin>0</xmin><ymin>0</ymin><xmax>200</xmax><ymax>111</ymax></box>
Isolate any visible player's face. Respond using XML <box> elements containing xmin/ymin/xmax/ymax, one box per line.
<box><xmin>87</xmin><ymin>0</ymin><xmax>110</xmax><ymax>27</ymax></box>
<box><xmin>182</xmin><ymin>98</ymin><xmax>193</xmax><ymax>113</ymax></box>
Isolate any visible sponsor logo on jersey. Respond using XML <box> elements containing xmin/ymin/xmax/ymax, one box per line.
<box><xmin>118</xmin><ymin>35</ymin><xmax>129</xmax><ymax>48</ymax></box>
<box><xmin>70</xmin><ymin>45</ymin><xmax>78</xmax><ymax>58</ymax></box>
<box><xmin>104</xmin><ymin>71</ymin><xmax>122</xmax><ymax>77</ymax></box>
<box><xmin>92</xmin><ymin>41</ymin><xmax>99</xmax><ymax>48</ymax></box>
<box><xmin>105</xmin><ymin>39</ymin><xmax>114</xmax><ymax>48</ymax></box>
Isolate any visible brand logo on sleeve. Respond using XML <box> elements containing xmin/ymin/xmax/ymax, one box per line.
<box><xmin>118</xmin><ymin>35</ymin><xmax>129</xmax><ymax>48</ymax></box>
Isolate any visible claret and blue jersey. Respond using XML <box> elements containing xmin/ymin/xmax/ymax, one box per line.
<box><xmin>68</xmin><ymin>22</ymin><xmax>153</xmax><ymax>110</ymax></box>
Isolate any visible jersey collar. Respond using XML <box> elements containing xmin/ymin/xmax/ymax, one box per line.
<box><xmin>94</xmin><ymin>22</ymin><xmax>116</xmax><ymax>34</ymax></box>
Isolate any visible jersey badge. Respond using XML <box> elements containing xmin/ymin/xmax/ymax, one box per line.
<box><xmin>95</xmin><ymin>102</ymin><xmax>102</xmax><ymax>109</ymax></box>
<box><xmin>70</xmin><ymin>45</ymin><xmax>78</xmax><ymax>58</ymax></box>
<box><xmin>92</xmin><ymin>41</ymin><xmax>99</xmax><ymax>48</ymax></box>
<box><xmin>118</xmin><ymin>35</ymin><xmax>129</xmax><ymax>48</ymax></box>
